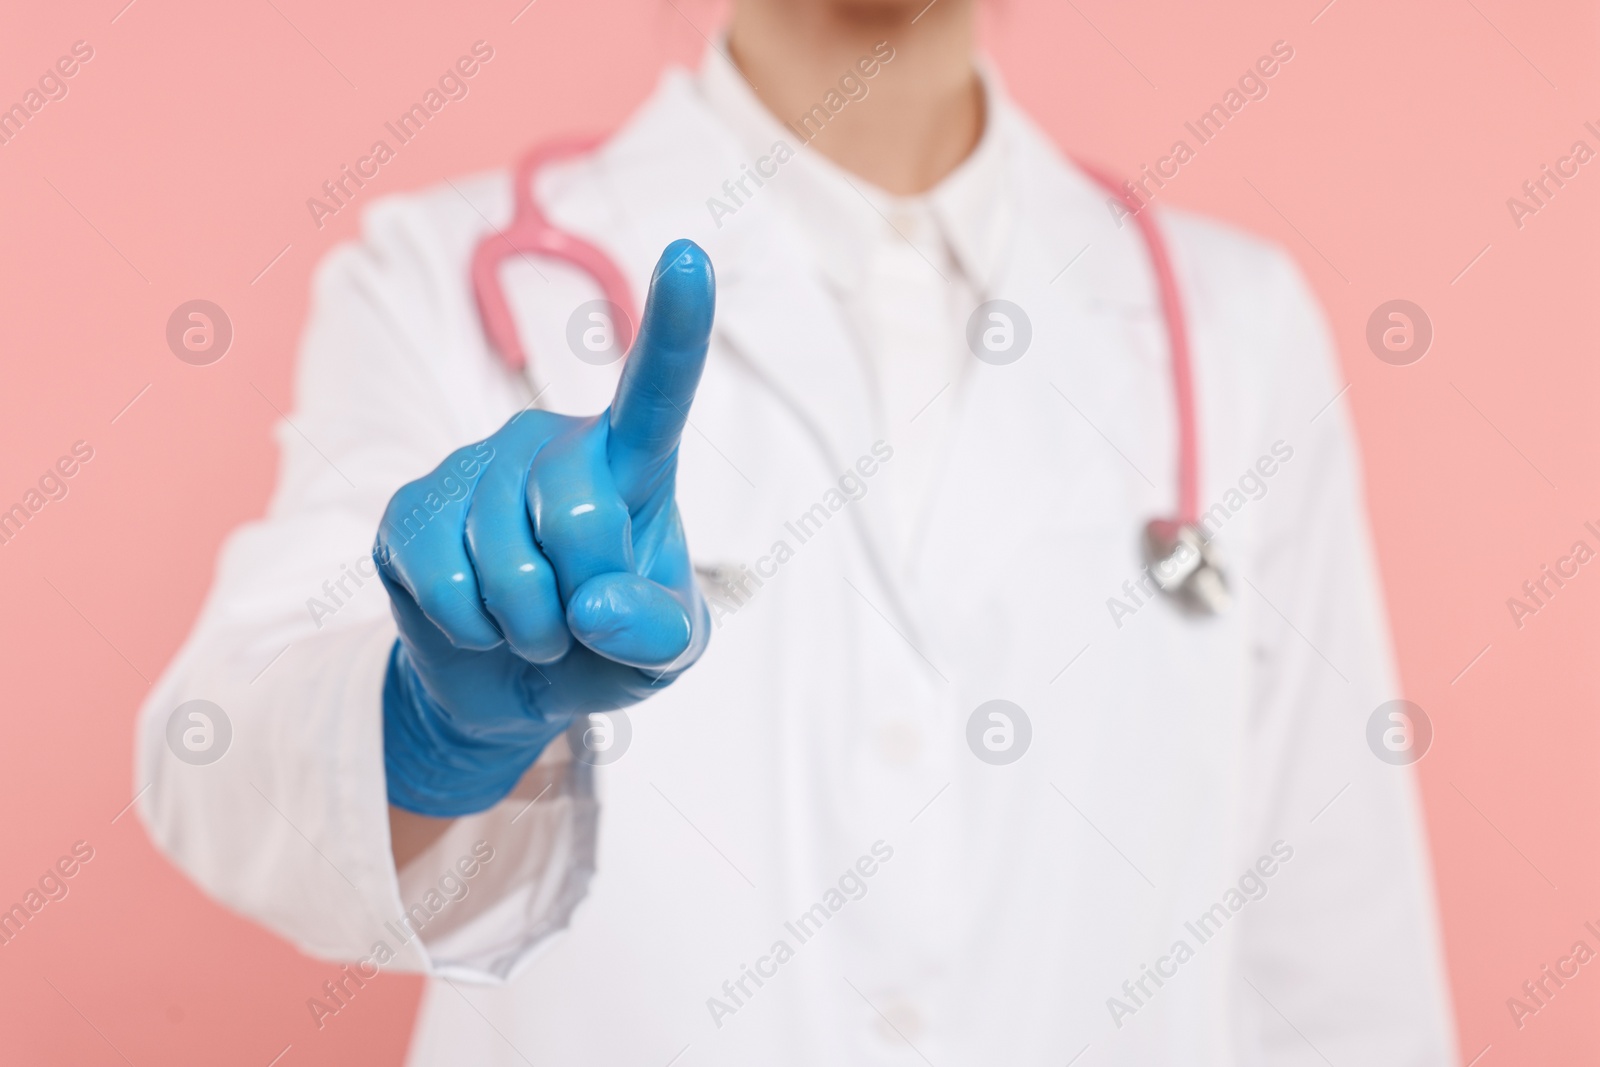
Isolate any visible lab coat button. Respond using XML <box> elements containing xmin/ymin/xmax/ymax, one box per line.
<box><xmin>872</xmin><ymin>996</ymin><xmax>924</xmax><ymax>1044</ymax></box>
<box><xmin>875</xmin><ymin>720</ymin><xmax>923</xmax><ymax>765</ymax></box>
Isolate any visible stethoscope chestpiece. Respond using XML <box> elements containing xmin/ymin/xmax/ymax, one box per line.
<box><xmin>1143</xmin><ymin>519</ymin><xmax>1230</xmax><ymax>616</ymax></box>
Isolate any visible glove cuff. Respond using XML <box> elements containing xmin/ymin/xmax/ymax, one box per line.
<box><xmin>381</xmin><ymin>642</ymin><xmax>552</xmax><ymax>818</ymax></box>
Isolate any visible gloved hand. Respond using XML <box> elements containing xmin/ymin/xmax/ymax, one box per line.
<box><xmin>375</xmin><ymin>239</ymin><xmax>715</xmax><ymax>817</ymax></box>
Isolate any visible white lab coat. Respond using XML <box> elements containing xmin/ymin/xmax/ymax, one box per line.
<box><xmin>137</xmin><ymin>65</ymin><xmax>1457</xmax><ymax>1065</ymax></box>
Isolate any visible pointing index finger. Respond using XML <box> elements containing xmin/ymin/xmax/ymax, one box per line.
<box><xmin>607</xmin><ymin>239</ymin><xmax>715</xmax><ymax>508</ymax></box>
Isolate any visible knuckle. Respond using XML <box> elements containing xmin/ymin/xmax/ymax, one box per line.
<box><xmin>370</xmin><ymin>539</ymin><xmax>396</xmax><ymax>572</ymax></box>
<box><xmin>380</xmin><ymin>445</ymin><xmax>491</xmax><ymax>554</ymax></box>
<box><xmin>535</xmin><ymin>495</ymin><xmax>630</xmax><ymax>546</ymax></box>
<box><xmin>380</xmin><ymin>482</ymin><xmax>423</xmax><ymax>526</ymax></box>
<box><xmin>444</xmin><ymin>439</ymin><xmax>497</xmax><ymax>478</ymax></box>
<box><xmin>478</xmin><ymin>561</ymin><xmax>552</xmax><ymax>621</ymax></box>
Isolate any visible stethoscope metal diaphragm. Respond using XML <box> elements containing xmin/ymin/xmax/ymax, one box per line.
<box><xmin>1143</xmin><ymin>519</ymin><xmax>1230</xmax><ymax>615</ymax></box>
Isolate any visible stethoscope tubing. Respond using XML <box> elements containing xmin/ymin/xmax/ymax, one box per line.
<box><xmin>470</xmin><ymin>136</ymin><xmax>1223</xmax><ymax>613</ymax></box>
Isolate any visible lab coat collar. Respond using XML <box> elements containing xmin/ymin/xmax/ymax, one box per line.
<box><xmin>554</xmin><ymin>63</ymin><xmax>1160</xmax><ymax>639</ymax></box>
<box><xmin>694</xmin><ymin>48</ymin><xmax>1015</xmax><ymax>297</ymax></box>
<box><xmin>568</xmin><ymin>68</ymin><xmax>917</xmax><ymax>634</ymax></box>
<box><xmin>576</xmin><ymin>66</ymin><xmax>880</xmax><ymax>465</ymax></box>
<box><xmin>570</xmin><ymin>62</ymin><xmax>1158</xmax><ymax>421</ymax></box>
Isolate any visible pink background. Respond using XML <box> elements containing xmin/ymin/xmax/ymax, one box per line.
<box><xmin>1</xmin><ymin>0</ymin><xmax>1596</xmax><ymax>1062</ymax></box>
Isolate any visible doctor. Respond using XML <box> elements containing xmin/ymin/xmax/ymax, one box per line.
<box><xmin>139</xmin><ymin>0</ymin><xmax>1457</xmax><ymax>1063</ymax></box>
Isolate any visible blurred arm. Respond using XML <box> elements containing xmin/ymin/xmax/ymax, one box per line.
<box><xmin>135</xmin><ymin>193</ymin><xmax>597</xmax><ymax>981</ymax></box>
<box><xmin>1233</xmin><ymin>254</ymin><xmax>1456</xmax><ymax>1065</ymax></box>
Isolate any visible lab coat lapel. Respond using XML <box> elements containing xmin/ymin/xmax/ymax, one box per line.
<box><xmin>706</xmin><ymin>182</ymin><xmax>919</xmax><ymax>636</ymax></box>
<box><xmin>582</xmin><ymin>72</ymin><xmax>906</xmax><ymax>613</ymax></box>
<box><xmin>712</xmin><ymin>217</ymin><xmax>880</xmax><ymax>473</ymax></box>
<box><xmin>916</xmin><ymin>113</ymin><xmax>1176</xmax><ymax>586</ymax></box>
<box><xmin>581</xmin><ymin>71</ymin><xmax>880</xmax><ymax>474</ymax></box>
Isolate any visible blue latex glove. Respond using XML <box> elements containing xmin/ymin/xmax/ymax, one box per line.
<box><xmin>376</xmin><ymin>240</ymin><xmax>715</xmax><ymax>816</ymax></box>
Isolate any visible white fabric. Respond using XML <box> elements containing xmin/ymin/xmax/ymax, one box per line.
<box><xmin>136</xmin><ymin>51</ymin><xmax>1457</xmax><ymax>1067</ymax></box>
<box><xmin>698</xmin><ymin>53</ymin><xmax>1007</xmax><ymax>558</ymax></box>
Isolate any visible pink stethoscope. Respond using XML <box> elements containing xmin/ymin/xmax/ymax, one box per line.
<box><xmin>470</xmin><ymin>139</ymin><xmax>1228</xmax><ymax>614</ymax></box>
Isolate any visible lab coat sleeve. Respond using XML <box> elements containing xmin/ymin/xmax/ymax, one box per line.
<box><xmin>134</xmin><ymin>194</ymin><xmax>598</xmax><ymax>983</ymax></box>
<box><xmin>1231</xmin><ymin>254</ymin><xmax>1457</xmax><ymax>1064</ymax></box>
